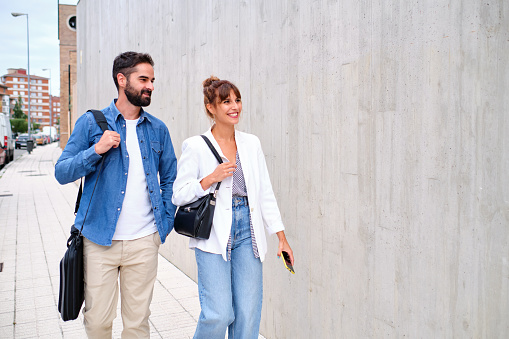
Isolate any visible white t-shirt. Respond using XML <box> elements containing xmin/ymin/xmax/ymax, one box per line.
<box><xmin>113</xmin><ymin>118</ymin><xmax>157</xmax><ymax>240</ymax></box>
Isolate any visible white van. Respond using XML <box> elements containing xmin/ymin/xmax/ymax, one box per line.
<box><xmin>0</xmin><ymin>113</ymin><xmax>14</xmax><ymax>166</ymax></box>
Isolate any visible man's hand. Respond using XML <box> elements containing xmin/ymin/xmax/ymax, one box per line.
<box><xmin>94</xmin><ymin>130</ymin><xmax>121</xmax><ymax>155</ymax></box>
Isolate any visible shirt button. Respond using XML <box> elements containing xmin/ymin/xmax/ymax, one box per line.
<box><xmin>125</xmin><ymin>173</ymin><xmax>127</xmax><ymax>175</ymax></box>
<box><xmin>121</xmin><ymin>191</ymin><xmax>124</xmax><ymax>194</ymax></box>
<box><xmin>150</xmin><ymin>190</ymin><xmax>153</xmax><ymax>193</ymax></box>
<box><xmin>117</xmin><ymin>208</ymin><xmax>120</xmax><ymax>211</ymax></box>
<box><xmin>146</xmin><ymin>173</ymin><xmax>149</xmax><ymax>176</ymax></box>
<box><xmin>154</xmin><ymin>207</ymin><xmax>157</xmax><ymax>210</ymax></box>
<box><xmin>126</xmin><ymin>155</ymin><xmax>129</xmax><ymax>158</ymax></box>
<box><xmin>140</xmin><ymin>140</ymin><xmax>144</xmax><ymax>143</ymax></box>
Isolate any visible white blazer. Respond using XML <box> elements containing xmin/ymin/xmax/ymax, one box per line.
<box><xmin>172</xmin><ymin>128</ymin><xmax>285</xmax><ymax>262</ymax></box>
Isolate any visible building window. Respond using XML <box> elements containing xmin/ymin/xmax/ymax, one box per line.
<box><xmin>13</xmin><ymin>84</ymin><xmax>18</xmax><ymax>89</ymax></box>
<box><xmin>67</xmin><ymin>15</ymin><xmax>77</xmax><ymax>31</ymax></box>
<box><xmin>13</xmin><ymin>91</ymin><xmax>18</xmax><ymax>95</ymax></box>
<box><xmin>13</xmin><ymin>78</ymin><xmax>17</xmax><ymax>82</ymax></box>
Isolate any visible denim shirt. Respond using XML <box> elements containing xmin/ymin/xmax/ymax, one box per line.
<box><xmin>55</xmin><ymin>100</ymin><xmax>177</xmax><ymax>246</ymax></box>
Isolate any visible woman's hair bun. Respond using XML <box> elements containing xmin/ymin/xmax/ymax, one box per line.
<box><xmin>203</xmin><ymin>76</ymin><xmax>220</xmax><ymax>88</ymax></box>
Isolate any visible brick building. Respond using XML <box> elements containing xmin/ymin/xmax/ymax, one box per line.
<box><xmin>58</xmin><ymin>4</ymin><xmax>77</xmax><ymax>147</ymax></box>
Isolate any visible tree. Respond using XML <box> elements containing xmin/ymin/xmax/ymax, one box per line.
<box><xmin>12</xmin><ymin>96</ymin><xmax>26</xmax><ymax>119</ymax></box>
<box><xmin>10</xmin><ymin>119</ymin><xmax>27</xmax><ymax>134</ymax></box>
<box><xmin>10</xmin><ymin>96</ymin><xmax>28</xmax><ymax>134</ymax></box>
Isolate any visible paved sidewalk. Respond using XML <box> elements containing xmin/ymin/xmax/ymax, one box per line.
<box><xmin>0</xmin><ymin>143</ymin><xmax>259</xmax><ymax>338</ymax></box>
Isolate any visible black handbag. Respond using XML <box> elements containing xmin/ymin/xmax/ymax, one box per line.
<box><xmin>58</xmin><ymin>110</ymin><xmax>108</xmax><ymax>321</ymax></box>
<box><xmin>174</xmin><ymin>135</ymin><xmax>223</xmax><ymax>240</ymax></box>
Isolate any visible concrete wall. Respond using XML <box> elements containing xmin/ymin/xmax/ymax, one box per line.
<box><xmin>76</xmin><ymin>1</ymin><xmax>509</xmax><ymax>337</ymax></box>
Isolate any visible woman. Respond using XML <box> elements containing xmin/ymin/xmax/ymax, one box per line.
<box><xmin>172</xmin><ymin>76</ymin><xmax>294</xmax><ymax>339</ymax></box>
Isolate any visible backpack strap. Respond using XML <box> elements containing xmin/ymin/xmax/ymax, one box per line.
<box><xmin>88</xmin><ymin>109</ymin><xmax>109</xmax><ymax>132</ymax></box>
<box><xmin>74</xmin><ymin>109</ymin><xmax>109</xmax><ymax>215</ymax></box>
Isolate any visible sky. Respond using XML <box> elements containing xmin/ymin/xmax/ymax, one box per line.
<box><xmin>0</xmin><ymin>0</ymin><xmax>78</xmax><ymax>96</ymax></box>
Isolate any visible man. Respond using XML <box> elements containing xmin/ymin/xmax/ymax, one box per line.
<box><xmin>55</xmin><ymin>51</ymin><xmax>177</xmax><ymax>338</ymax></box>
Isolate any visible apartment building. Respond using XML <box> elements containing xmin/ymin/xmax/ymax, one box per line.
<box><xmin>0</xmin><ymin>83</ymin><xmax>9</xmax><ymax>115</ymax></box>
<box><xmin>1</xmin><ymin>68</ymin><xmax>52</xmax><ymax>127</ymax></box>
<box><xmin>50</xmin><ymin>95</ymin><xmax>61</xmax><ymax>127</ymax></box>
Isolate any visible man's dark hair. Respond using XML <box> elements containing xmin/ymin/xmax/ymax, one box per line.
<box><xmin>112</xmin><ymin>51</ymin><xmax>154</xmax><ymax>90</ymax></box>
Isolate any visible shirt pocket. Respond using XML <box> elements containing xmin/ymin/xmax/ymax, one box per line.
<box><xmin>151</xmin><ymin>141</ymin><xmax>161</xmax><ymax>154</ymax></box>
<box><xmin>151</xmin><ymin>141</ymin><xmax>161</xmax><ymax>168</ymax></box>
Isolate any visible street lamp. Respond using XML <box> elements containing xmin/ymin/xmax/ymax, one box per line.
<box><xmin>42</xmin><ymin>68</ymin><xmax>52</xmax><ymax>129</ymax></box>
<box><xmin>11</xmin><ymin>12</ymin><xmax>31</xmax><ymax>139</ymax></box>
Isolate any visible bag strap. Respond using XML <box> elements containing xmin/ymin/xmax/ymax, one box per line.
<box><xmin>74</xmin><ymin>110</ymin><xmax>109</xmax><ymax>233</ymax></box>
<box><xmin>200</xmin><ymin>135</ymin><xmax>224</xmax><ymax>195</ymax></box>
<box><xmin>90</xmin><ymin>109</ymin><xmax>109</xmax><ymax>133</ymax></box>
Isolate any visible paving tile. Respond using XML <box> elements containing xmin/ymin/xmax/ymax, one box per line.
<box><xmin>14</xmin><ymin>308</ymin><xmax>37</xmax><ymax>324</ymax></box>
<box><xmin>36</xmin><ymin>306</ymin><xmax>60</xmax><ymax>321</ymax></box>
<box><xmin>37</xmin><ymin>318</ymin><xmax>62</xmax><ymax>335</ymax></box>
<box><xmin>0</xmin><ymin>280</ymin><xmax>15</xmax><ymax>292</ymax></box>
<box><xmin>0</xmin><ymin>312</ymin><xmax>14</xmax><ymax>327</ymax></box>
<box><xmin>13</xmin><ymin>322</ymin><xmax>38</xmax><ymax>337</ymax></box>
<box><xmin>0</xmin><ymin>290</ymin><xmax>15</xmax><ymax>302</ymax></box>
<box><xmin>0</xmin><ymin>325</ymin><xmax>14</xmax><ymax>338</ymax></box>
<box><xmin>34</xmin><ymin>294</ymin><xmax>57</xmax><ymax>309</ymax></box>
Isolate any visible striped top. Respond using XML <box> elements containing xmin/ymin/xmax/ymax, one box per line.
<box><xmin>228</xmin><ymin>151</ymin><xmax>260</xmax><ymax>260</ymax></box>
<box><xmin>232</xmin><ymin>151</ymin><xmax>248</xmax><ymax>196</ymax></box>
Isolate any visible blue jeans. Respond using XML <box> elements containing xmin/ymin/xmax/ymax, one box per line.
<box><xmin>194</xmin><ymin>197</ymin><xmax>263</xmax><ymax>339</ymax></box>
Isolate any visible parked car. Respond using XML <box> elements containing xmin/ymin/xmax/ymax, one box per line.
<box><xmin>0</xmin><ymin>113</ymin><xmax>15</xmax><ymax>166</ymax></box>
<box><xmin>35</xmin><ymin>134</ymin><xmax>47</xmax><ymax>145</ymax></box>
<box><xmin>42</xmin><ymin>126</ymin><xmax>58</xmax><ymax>142</ymax></box>
<box><xmin>15</xmin><ymin>133</ymin><xmax>37</xmax><ymax>149</ymax></box>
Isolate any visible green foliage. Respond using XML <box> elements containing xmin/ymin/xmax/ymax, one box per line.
<box><xmin>10</xmin><ymin>119</ymin><xmax>28</xmax><ymax>134</ymax></box>
<box><xmin>12</xmin><ymin>96</ymin><xmax>26</xmax><ymax>119</ymax></box>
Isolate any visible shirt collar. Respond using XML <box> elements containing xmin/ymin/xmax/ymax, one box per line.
<box><xmin>110</xmin><ymin>99</ymin><xmax>151</xmax><ymax>123</ymax></box>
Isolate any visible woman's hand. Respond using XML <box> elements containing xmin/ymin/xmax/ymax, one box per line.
<box><xmin>276</xmin><ymin>231</ymin><xmax>294</xmax><ymax>265</ymax></box>
<box><xmin>200</xmin><ymin>162</ymin><xmax>237</xmax><ymax>190</ymax></box>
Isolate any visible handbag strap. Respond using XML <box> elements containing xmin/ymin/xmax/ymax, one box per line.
<box><xmin>75</xmin><ymin>110</ymin><xmax>109</xmax><ymax>233</ymax></box>
<box><xmin>200</xmin><ymin>135</ymin><xmax>224</xmax><ymax>194</ymax></box>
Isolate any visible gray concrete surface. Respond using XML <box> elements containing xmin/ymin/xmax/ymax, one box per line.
<box><xmin>75</xmin><ymin>1</ymin><xmax>509</xmax><ymax>338</ymax></box>
<box><xmin>0</xmin><ymin>144</ymin><xmax>267</xmax><ymax>338</ymax></box>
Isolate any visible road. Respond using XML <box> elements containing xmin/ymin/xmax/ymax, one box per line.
<box><xmin>13</xmin><ymin>141</ymin><xmax>57</xmax><ymax>161</ymax></box>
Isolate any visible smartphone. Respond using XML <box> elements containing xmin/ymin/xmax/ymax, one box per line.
<box><xmin>281</xmin><ymin>251</ymin><xmax>295</xmax><ymax>274</ymax></box>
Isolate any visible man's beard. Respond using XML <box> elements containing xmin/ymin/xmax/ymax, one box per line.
<box><xmin>124</xmin><ymin>81</ymin><xmax>151</xmax><ymax>107</ymax></box>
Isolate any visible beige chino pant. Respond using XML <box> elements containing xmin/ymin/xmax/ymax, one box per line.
<box><xmin>83</xmin><ymin>232</ymin><xmax>161</xmax><ymax>338</ymax></box>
